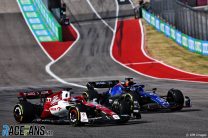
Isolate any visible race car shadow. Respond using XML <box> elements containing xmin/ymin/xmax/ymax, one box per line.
<box><xmin>89</xmin><ymin>120</ymin><xmax>151</xmax><ymax>127</ymax></box>
<box><xmin>175</xmin><ymin>108</ymin><xmax>202</xmax><ymax>113</ymax></box>
<box><xmin>141</xmin><ymin>108</ymin><xmax>201</xmax><ymax>114</ymax></box>
<box><xmin>32</xmin><ymin>120</ymin><xmax>150</xmax><ymax>127</ymax></box>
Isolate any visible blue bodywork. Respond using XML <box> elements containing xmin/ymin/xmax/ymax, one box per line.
<box><xmin>109</xmin><ymin>84</ymin><xmax>171</xmax><ymax>108</ymax></box>
<box><xmin>139</xmin><ymin>91</ymin><xmax>170</xmax><ymax>108</ymax></box>
<box><xmin>108</xmin><ymin>84</ymin><xmax>124</xmax><ymax>97</ymax></box>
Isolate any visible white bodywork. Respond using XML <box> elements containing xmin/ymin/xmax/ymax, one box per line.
<box><xmin>49</xmin><ymin>101</ymin><xmax>70</xmax><ymax>117</ymax></box>
<box><xmin>49</xmin><ymin>91</ymin><xmax>72</xmax><ymax>117</ymax></box>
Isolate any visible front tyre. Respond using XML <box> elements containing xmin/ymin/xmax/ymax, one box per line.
<box><xmin>167</xmin><ymin>89</ymin><xmax>184</xmax><ymax>111</ymax></box>
<box><xmin>119</xmin><ymin>98</ymin><xmax>131</xmax><ymax>115</ymax></box>
<box><xmin>116</xmin><ymin>99</ymin><xmax>131</xmax><ymax>124</ymax></box>
<box><xmin>69</xmin><ymin>107</ymin><xmax>83</xmax><ymax>127</ymax></box>
<box><xmin>13</xmin><ymin>101</ymin><xmax>35</xmax><ymax>123</ymax></box>
<box><xmin>125</xmin><ymin>92</ymin><xmax>141</xmax><ymax>119</ymax></box>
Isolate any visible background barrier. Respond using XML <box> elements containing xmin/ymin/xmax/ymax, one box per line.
<box><xmin>149</xmin><ymin>0</ymin><xmax>208</xmax><ymax>41</ymax></box>
<box><xmin>34</xmin><ymin>0</ymin><xmax>62</xmax><ymax>41</ymax></box>
<box><xmin>17</xmin><ymin>0</ymin><xmax>62</xmax><ymax>42</ymax></box>
<box><xmin>142</xmin><ymin>9</ymin><xmax>208</xmax><ymax>56</ymax></box>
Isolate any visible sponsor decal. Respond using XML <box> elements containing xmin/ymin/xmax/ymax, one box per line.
<box><xmin>182</xmin><ymin>35</ymin><xmax>188</xmax><ymax>48</ymax></box>
<box><xmin>146</xmin><ymin>13</ymin><xmax>151</xmax><ymax>23</ymax></box>
<box><xmin>23</xmin><ymin>5</ymin><xmax>34</xmax><ymax>12</ymax></box>
<box><xmin>80</xmin><ymin>112</ymin><xmax>88</xmax><ymax>122</ymax></box>
<box><xmin>51</xmin><ymin>95</ymin><xmax>60</xmax><ymax>105</ymax></box>
<box><xmin>188</xmin><ymin>37</ymin><xmax>195</xmax><ymax>51</ymax></box>
<box><xmin>133</xmin><ymin>110</ymin><xmax>139</xmax><ymax>113</ymax></box>
<box><xmin>155</xmin><ymin>18</ymin><xmax>160</xmax><ymax>30</ymax></box>
<box><xmin>195</xmin><ymin>41</ymin><xmax>202</xmax><ymax>54</ymax></box>
<box><xmin>35</xmin><ymin>30</ymin><xmax>48</xmax><ymax>36</ymax></box>
<box><xmin>29</xmin><ymin>18</ymin><xmax>41</xmax><ymax>24</ymax></box>
<box><xmin>112</xmin><ymin>115</ymin><xmax>120</xmax><ymax>120</ymax></box>
<box><xmin>170</xmin><ymin>27</ymin><xmax>176</xmax><ymax>40</ymax></box>
<box><xmin>160</xmin><ymin>22</ymin><xmax>165</xmax><ymax>33</ymax></box>
<box><xmin>176</xmin><ymin>31</ymin><xmax>182</xmax><ymax>45</ymax></box>
<box><xmin>20</xmin><ymin>0</ymin><xmax>31</xmax><ymax>5</ymax></box>
<box><xmin>50</xmin><ymin>107</ymin><xmax>62</xmax><ymax>111</ymax></box>
<box><xmin>165</xmin><ymin>25</ymin><xmax>170</xmax><ymax>37</ymax></box>
<box><xmin>151</xmin><ymin>15</ymin><xmax>155</xmax><ymax>27</ymax></box>
<box><xmin>142</xmin><ymin>9</ymin><xmax>208</xmax><ymax>56</ymax></box>
<box><xmin>26</xmin><ymin>12</ymin><xmax>37</xmax><ymax>18</ymax></box>
<box><xmin>39</xmin><ymin>36</ymin><xmax>52</xmax><ymax>42</ymax></box>
<box><xmin>202</xmin><ymin>42</ymin><xmax>208</xmax><ymax>55</ymax></box>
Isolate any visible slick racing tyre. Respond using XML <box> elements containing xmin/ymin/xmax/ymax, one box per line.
<box><xmin>125</xmin><ymin>92</ymin><xmax>141</xmax><ymax>119</ymax></box>
<box><xmin>119</xmin><ymin>96</ymin><xmax>132</xmax><ymax>115</ymax></box>
<box><xmin>167</xmin><ymin>89</ymin><xmax>184</xmax><ymax>111</ymax></box>
<box><xmin>117</xmin><ymin>98</ymin><xmax>131</xmax><ymax>124</ymax></box>
<box><xmin>69</xmin><ymin>107</ymin><xmax>83</xmax><ymax>127</ymax></box>
<box><xmin>13</xmin><ymin>101</ymin><xmax>35</xmax><ymax>123</ymax></box>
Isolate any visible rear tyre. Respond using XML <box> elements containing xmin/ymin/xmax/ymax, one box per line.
<box><xmin>13</xmin><ymin>101</ymin><xmax>35</xmax><ymax>123</ymax></box>
<box><xmin>167</xmin><ymin>89</ymin><xmax>184</xmax><ymax>111</ymax></box>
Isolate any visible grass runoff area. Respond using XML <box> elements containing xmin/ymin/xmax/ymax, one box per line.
<box><xmin>142</xmin><ymin>20</ymin><xmax>208</xmax><ymax>75</ymax></box>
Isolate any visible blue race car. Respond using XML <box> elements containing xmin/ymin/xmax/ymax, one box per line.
<box><xmin>83</xmin><ymin>80</ymin><xmax>141</xmax><ymax>119</ymax></box>
<box><xmin>83</xmin><ymin>78</ymin><xmax>191</xmax><ymax>112</ymax></box>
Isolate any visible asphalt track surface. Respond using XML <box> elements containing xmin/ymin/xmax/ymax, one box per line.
<box><xmin>0</xmin><ymin>0</ymin><xmax>208</xmax><ymax>138</ymax></box>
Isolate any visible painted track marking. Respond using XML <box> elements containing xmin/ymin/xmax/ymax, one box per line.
<box><xmin>17</xmin><ymin>0</ymin><xmax>86</xmax><ymax>88</ymax></box>
<box><xmin>86</xmin><ymin>0</ymin><xmax>114</xmax><ymax>32</ymax></box>
<box><xmin>124</xmin><ymin>62</ymin><xmax>158</xmax><ymax>65</ymax></box>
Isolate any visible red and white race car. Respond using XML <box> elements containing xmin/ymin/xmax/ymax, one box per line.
<box><xmin>13</xmin><ymin>87</ymin><xmax>134</xmax><ymax>126</ymax></box>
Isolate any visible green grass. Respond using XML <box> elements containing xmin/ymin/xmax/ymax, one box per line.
<box><xmin>142</xmin><ymin>20</ymin><xmax>208</xmax><ymax>75</ymax></box>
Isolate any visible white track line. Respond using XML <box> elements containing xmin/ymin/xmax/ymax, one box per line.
<box><xmin>17</xmin><ymin>0</ymin><xmax>86</xmax><ymax>88</ymax></box>
<box><xmin>45</xmin><ymin>24</ymin><xmax>87</xmax><ymax>89</ymax></box>
<box><xmin>124</xmin><ymin>61</ymin><xmax>158</xmax><ymax>65</ymax></box>
<box><xmin>129</xmin><ymin>0</ymin><xmax>136</xmax><ymax>8</ymax></box>
<box><xmin>86</xmin><ymin>0</ymin><xmax>114</xmax><ymax>32</ymax></box>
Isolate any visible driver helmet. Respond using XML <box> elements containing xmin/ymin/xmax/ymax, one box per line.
<box><xmin>124</xmin><ymin>78</ymin><xmax>134</xmax><ymax>87</ymax></box>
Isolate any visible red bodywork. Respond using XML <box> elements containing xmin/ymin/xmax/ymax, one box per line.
<box><xmin>18</xmin><ymin>90</ymin><xmax>116</xmax><ymax>120</ymax></box>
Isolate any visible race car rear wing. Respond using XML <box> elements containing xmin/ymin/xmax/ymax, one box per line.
<box><xmin>17</xmin><ymin>87</ymin><xmax>72</xmax><ymax>100</ymax></box>
<box><xmin>87</xmin><ymin>80</ymin><xmax>120</xmax><ymax>89</ymax></box>
<box><xmin>18</xmin><ymin>90</ymin><xmax>53</xmax><ymax>99</ymax></box>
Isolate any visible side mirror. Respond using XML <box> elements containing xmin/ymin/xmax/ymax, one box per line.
<box><xmin>69</xmin><ymin>91</ymin><xmax>74</xmax><ymax>97</ymax></box>
<box><xmin>70</xmin><ymin>91</ymin><xmax>74</xmax><ymax>94</ymax></box>
<box><xmin>152</xmin><ymin>88</ymin><xmax>157</xmax><ymax>93</ymax></box>
<box><xmin>140</xmin><ymin>85</ymin><xmax>145</xmax><ymax>88</ymax></box>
